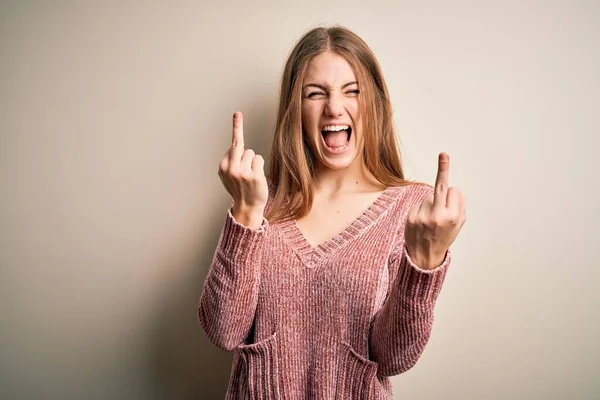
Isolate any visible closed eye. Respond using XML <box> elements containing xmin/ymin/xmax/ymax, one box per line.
<box><xmin>306</xmin><ymin>90</ymin><xmax>358</xmax><ymax>99</ymax></box>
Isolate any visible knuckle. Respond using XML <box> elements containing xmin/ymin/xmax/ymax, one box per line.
<box><xmin>250</xmin><ymin>173</ymin><xmax>261</xmax><ymax>182</ymax></box>
<box><xmin>240</xmin><ymin>170</ymin><xmax>252</xmax><ymax>180</ymax></box>
<box><xmin>431</xmin><ymin>215</ymin><xmax>444</xmax><ymax>226</ymax></box>
<box><xmin>229</xmin><ymin>168</ymin><xmax>240</xmax><ymax>179</ymax></box>
<box><xmin>409</xmin><ymin>213</ymin><xmax>423</xmax><ymax>225</ymax></box>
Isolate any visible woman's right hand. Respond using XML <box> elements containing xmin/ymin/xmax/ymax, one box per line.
<box><xmin>218</xmin><ymin>112</ymin><xmax>269</xmax><ymax>225</ymax></box>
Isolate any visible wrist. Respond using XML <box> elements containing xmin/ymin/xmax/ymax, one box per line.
<box><xmin>231</xmin><ymin>205</ymin><xmax>265</xmax><ymax>229</ymax></box>
<box><xmin>405</xmin><ymin>246</ymin><xmax>447</xmax><ymax>270</ymax></box>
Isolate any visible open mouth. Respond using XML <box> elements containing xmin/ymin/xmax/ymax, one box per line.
<box><xmin>321</xmin><ymin>126</ymin><xmax>352</xmax><ymax>151</ymax></box>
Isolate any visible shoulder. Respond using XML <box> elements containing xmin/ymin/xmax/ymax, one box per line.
<box><xmin>385</xmin><ymin>182</ymin><xmax>434</xmax><ymax>225</ymax></box>
<box><xmin>404</xmin><ymin>182</ymin><xmax>435</xmax><ymax>202</ymax></box>
<box><xmin>389</xmin><ymin>182</ymin><xmax>434</xmax><ymax>208</ymax></box>
<box><xmin>382</xmin><ymin>183</ymin><xmax>433</xmax><ymax>253</ymax></box>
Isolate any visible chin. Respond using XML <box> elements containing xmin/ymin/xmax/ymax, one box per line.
<box><xmin>316</xmin><ymin>150</ymin><xmax>361</xmax><ymax>171</ymax></box>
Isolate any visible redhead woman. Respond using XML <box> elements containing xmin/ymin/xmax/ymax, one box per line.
<box><xmin>199</xmin><ymin>25</ymin><xmax>466</xmax><ymax>399</ymax></box>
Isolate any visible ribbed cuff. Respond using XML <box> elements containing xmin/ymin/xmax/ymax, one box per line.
<box><xmin>398</xmin><ymin>245</ymin><xmax>451</xmax><ymax>304</ymax></box>
<box><xmin>220</xmin><ymin>207</ymin><xmax>268</xmax><ymax>266</ymax></box>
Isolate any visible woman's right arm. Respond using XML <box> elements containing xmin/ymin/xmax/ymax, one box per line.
<box><xmin>198</xmin><ymin>204</ymin><xmax>268</xmax><ymax>351</ymax></box>
<box><xmin>198</xmin><ymin>111</ymin><xmax>270</xmax><ymax>351</ymax></box>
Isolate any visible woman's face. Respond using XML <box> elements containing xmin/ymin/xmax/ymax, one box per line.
<box><xmin>301</xmin><ymin>51</ymin><xmax>363</xmax><ymax>172</ymax></box>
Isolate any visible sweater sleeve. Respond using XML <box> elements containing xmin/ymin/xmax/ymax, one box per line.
<box><xmin>369</xmin><ymin>186</ymin><xmax>452</xmax><ymax>376</ymax></box>
<box><xmin>198</xmin><ymin>203</ymin><xmax>269</xmax><ymax>351</ymax></box>
<box><xmin>369</xmin><ymin>246</ymin><xmax>450</xmax><ymax>376</ymax></box>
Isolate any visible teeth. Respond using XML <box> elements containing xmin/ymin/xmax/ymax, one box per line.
<box><xmin>322</xmin><ymin>125</ymin><xmax>349</xmax><ymax>132</ymax></box>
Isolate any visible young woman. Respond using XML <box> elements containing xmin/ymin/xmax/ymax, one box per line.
<box><xmin>199</xmin><ymin>25</ymin><xmax>466</xmax><ymax>399</ymax></box>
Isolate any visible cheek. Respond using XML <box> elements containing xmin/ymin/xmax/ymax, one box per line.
<box><xmin>352</xmin><ymin>101</ymin><xmax>360</xmax><ymax>117</ymax></box>
<box><xmin>345</xmin><ymin>99</ymin><xmax>360</xmax><ymax>120</ymax></box>
<box><xmin>347</xmin><ymin>101</ymin><xmax>363</xmax><ymax>141</ymax></box>
<box><xmin>302</xmin><ymin>103</ymin><xmax>322</xmax><ymax>129</ymax></box>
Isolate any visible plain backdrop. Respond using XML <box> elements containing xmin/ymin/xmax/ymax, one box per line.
<box><xmin>1</xmin><ymin>1</ymin><xmax>598</xmax><ymax>399</ymax></box>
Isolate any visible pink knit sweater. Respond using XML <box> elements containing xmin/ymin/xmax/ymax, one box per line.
<box><xmin>198</xmin><ymin>183</ymin><xmax>451</xmax><ymax>399</ymax></box>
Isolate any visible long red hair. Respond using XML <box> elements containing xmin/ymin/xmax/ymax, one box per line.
<box><xmin>265</xmin><ymin>25</ymin><xmax>427</xmax><ymax>224</ymax></box>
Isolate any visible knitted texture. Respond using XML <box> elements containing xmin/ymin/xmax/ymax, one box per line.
<box><xmin>199</xmin><ymin>184</ymin><xmax>451</xmax><ymax>399</ymax></box>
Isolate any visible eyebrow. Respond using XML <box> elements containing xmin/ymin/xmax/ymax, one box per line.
<box><xmin>303</xmin><ymin>81</ymin><xmax>358</xmax><ymax>91</ymax></box>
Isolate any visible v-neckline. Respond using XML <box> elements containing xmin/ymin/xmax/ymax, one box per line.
<box><xmin>278</xmin><ymin>185</ymin><xmax>403</xmax><ymax>268</ymax></box>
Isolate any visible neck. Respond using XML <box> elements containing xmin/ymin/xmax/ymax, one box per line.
<box><xmin>312</xmin><ymin>158</ymin><xmax>384</xmax><ymax>196</ymax></box>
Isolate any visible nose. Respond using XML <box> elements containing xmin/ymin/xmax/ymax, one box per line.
<box><xmin>325</xmin><ymin>92</ymin><xmax>344</xmax><ymax>118</ymax></box>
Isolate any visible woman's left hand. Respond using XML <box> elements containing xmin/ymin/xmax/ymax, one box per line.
<box><xmin>404</xmin><ymin>152</ymin><xmax>467</xmax><ymax>270</ymax></box>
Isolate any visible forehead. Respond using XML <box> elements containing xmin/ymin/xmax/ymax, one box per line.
<box><xmin>303</xmin><ymin>51</ymin><xmax>357</xmax><ymax>86</ymax></box>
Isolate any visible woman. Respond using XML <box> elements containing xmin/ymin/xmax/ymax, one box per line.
<box><xmin>199</xmin><ymin>25</ymin><xmax>466</xmax><ymax>399</ymax></box>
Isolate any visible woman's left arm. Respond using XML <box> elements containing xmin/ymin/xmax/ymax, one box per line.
<box><xmin>370</xmin><ymin>152</ymin><xmax>466</xmax><ymax>376</ymax></box>
<box><xmin>369</xmin><ymin>244</ymin><xmax>451</xmax><ymax>376</ymax></box>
